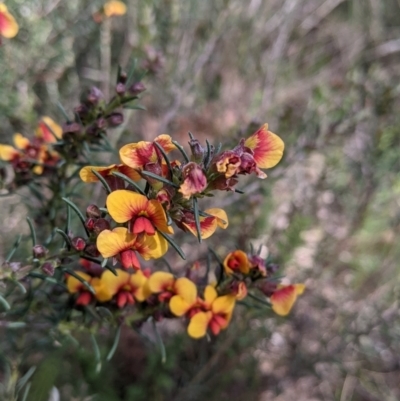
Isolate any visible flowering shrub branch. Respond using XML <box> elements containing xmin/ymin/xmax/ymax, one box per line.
<box><xmin>0</xmin><ymin>58</ymin><xmax>303</xmax><ymax>376</ymax></box>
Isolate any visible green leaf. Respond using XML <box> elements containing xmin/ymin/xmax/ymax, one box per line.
<box><xmin>106</xmin><ymin>325</ymin><xmax>122</xmax><ymax>362</ymax></box>
<box><xmin>140</xmin><ymin>170</ymin><xmax>179</xmax><ymax>188</ymax></box>
<box><xmin>91</xmin><ymin>169</ymin><xmax>111</xmax><ymax>194</ymax></box>
<box><xmin>172</xmin><ymin>140</ymin><xmax>190</xmax><ymax>163</ymax></box>
<box><xmin>61</xmin><ymin>197</ymin><xmax>89</xmax><ymax>236</ymax></box>
<box><xmin>0</xmin><ymin>294</ymin><xmax>10</xmax><ymax>311</ymax></box>
<box><xmin>91</xmin><ymin>333</ymin><xmax>102</xmax><ymax>373</ymax></box>
<box><xmin>157</xmin><ymin>230</ymin><xmax>186</xmax><ymax>260</ymax></box>
<box><xmin>193</xmin><ymin>198</ymin><xmax>202</xmax><ymax>243</ymax></box>
<box><xmin>5</xmin><ymin>234</ymin><xmax>22</xmax><ymax>262</ymax></box>
<box><xmin>55</xmin><ymin>228</ymin><xmax>71</xmax><ymax>249</ymax></box>
<box><xmin>112</xmin><ymin>171</ymin><xmax>146</xmax><ymax>195</ymax></box>
<box><xmin>123</xmin><ymin>103</ymin><xmax>146</xmax><ymax>110</ymax></box>
<box><xmin>152</xmin><ymin>318</ymin><xmax>166</xmax><ymax>364</ymax></box>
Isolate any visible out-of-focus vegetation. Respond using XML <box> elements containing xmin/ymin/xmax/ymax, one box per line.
<box><xmin>1</xmin><ymin>0</ymin><xmax>400</xmax><ymax>400</ymax></box>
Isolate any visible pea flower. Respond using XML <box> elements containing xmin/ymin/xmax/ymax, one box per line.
<box><xmin>270</xmin><ymin>284</ymin><xmax>305</xmax><ymax>316</ymax></box>
<box><xmin>119</xmin><ymin>135</ymin><xmax>175</xmax><ymax>170</ymax></box>
<box><xmin>147</xmin><ymin>272</ymin><xmax>196</xmax><ymax>304</ymax></box>
<box><xmin>187</xmin><ymin>286</ymin><xmax>236</xmax><ymax>339</ymax></box>
<box><xmin>96</xmin><ymin>269</ymin><xmax>151</xmax><ymax>308</ymax></box>
<box><xmin>106</xmin><ymin>189</ymin><xmax>173</xmax><ymax>236</ymax></box>
<box><xmin>96</xmin><ymin>227</ymin><xmax>167</xmax><ymax>269</ymax></box>
<box><xmin>223</xmin><ymin>250</ymin><xmax>250</xmax><ymax>275</ymax></box>
<box><xmin>66</xmin><ymin>272</ymin><xmax>105</xmax><ymax>306</ymax></box>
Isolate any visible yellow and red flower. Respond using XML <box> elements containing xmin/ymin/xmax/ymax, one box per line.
<box><xmin>96</xmin><ymin>227</ymin><xmax>167</xmax><ymax>269</ymax></box>
<box><xmin>106</xmin><ymin>190</ymin><xmax>173</xmax><ymax>236</ymax></box>
<box><xmin>270</xmin><ymin>283</ymin><xmax>305</xmax><ymax>316</ymax></box>
<box><xmin>97</xmin><ymin>269</ymin><xmax>151</xmax><ymax>308</ymax></box>
<box><xmin>179</xmin><ymin>208</ymin><xmax>228</xmax><ymax>239</ymax></box>
<box><xmin>187</xmin><ymin>286</ymin><xmax>236</xmax><ymax>339</ymax></box>
<box><xmin>119</xmin><ymin>135</ymin><xmax>175</xmax><ymax>170</ymax></box>
<box><xmin>147</xmin><ymin>272</ymin><xmax>196</xmax><ymax>304</ymax></box>
<box><xmin>244</xmin><ymin>123</ymin><xmax>284</xmax><ymax>171</ymax></box>
<box><xmin>35</xmin><ymin>116</ymin><xmax>62</xmax><ymax>143</ymax></box>
<box><xmin>0</xmin><ymin>3</ymin><xmax>18</xmax><ymax>38</ymax></box>
<box><xmin>223</xmin><ymin>250</ymin><xmax>250</xmax><ymax>275</ymax></box>
<box><xmin>79</xmin><ymin>164</ymin><xmax>141</xmax><ymax>191</ymax></box>
<box><xmin>66</xmin><ymin>271</ymin><xmax>104</xmax><ymax>306</ymax></box>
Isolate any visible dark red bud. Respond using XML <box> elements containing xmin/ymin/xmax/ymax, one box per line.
<box><xmin>86</xmin><ymin>204</ymin><xmax>101</xmax><ymax>219</ymax></box>
<box><xmin>71</xmin><ymin>237</ymin><xmax>86</xmax><ymax>252</ymax></box>
<box><xmin>41</xmin><ymin>262</ymin><xmax>55</xmax><ymax>276</ymax></box>
<box><xmin>118</xmin><ymin>71</ymin><xmax>127</xmax><ymax>84</ymax></box>
<box><xmin>107</xmin><ymin>112</ymin><xmax>124</xmax><ymax>127</ymax></box>
<box><xmin>257</xmin><ymin>281</ymin><xmax>278</xmax><ymax>297</ymax></box>
<box><xmin>96</xmin><ymin>117</ymin><xmax>107</xmax><ymax>130</ymax></box>
<box><xmin>189</xmin><ymin>138</ymin><xmax>205</xmax><ymax>163</ymax></box>
<box><xmin>116</xmin><ymin>83</ymin><xmax>126</xmax><ymax>96</ymax></box>
<box><xmin>85</xmin><ymin>218</ymin><xmax>96</xmax><ymax>231</ymax></box>
<box><xmin>62</xmin><ymin>122</ymin><xmax>81</xmax><ymax>135</ymax></box>
<box><xmin>86</xmin><ymin>86</ymin><xmax>104</xmax><ymax>105</ymax></box>
<box><xmin>93</xmin><ymin>218</ymin><xmax>110</xmax><ymax>234</ymax></box>
<box><xmin>32</xmin><ymin>244</ymin><xmax>48</xmax><ymax>258</ymax></box>
<box><xmin>84</xmin><ymin>243</ymin><xmax>100</xmax><ymax>257</ymax></box>
<box><xmin>129</xmin><ymin>82</ymin><xmax>146</xmax><ymax>96</ymax></box>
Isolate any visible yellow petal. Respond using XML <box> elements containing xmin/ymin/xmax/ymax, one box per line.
<box><xmin>244</xmin><ymin>124</ymin><xmax>284</xmax><ymax>169</ymax></box>
<box><xmin>66</xmin><ymin>272</ymin><xmax>92</xmax><ymax>294</ymax></box>
<box><xmin>106</xmin><ymin>190</ymin><xmax>148</xmax><ymax>223</ymax></box>
<box><xmin>147</xmin><ymin>271</ymin><xmax>174</xmax><ymax>293</ymax></box>
<box><xmin>271</xmin><ymin>284</ymin><xmax>304</xmax><ymax>316</ymax></box>
<box><xmin>130</xmin><ymin>270</ymin><xmax>149</xmax><ymax>301</ymax></box>
<box><xmin>212</xmin><ymin>295</ymin><xmax>236</xmax><ymax>315</ymax></box>
<box><xmin>174</xmin><ymin>277</ymin><xmax>197</xmax><ymax>304</ymax></box>
<box><xmin>0</xmin><ymin>4</ymin><xmax>19</xmax><ymax>38</ymax></box>
<box><xmin>79</xmin><ymin>164</ymin><xmax>117</xmax><ymax>183</ymax></box>
<box><xmin>13</xmin><ymin>133</ymin><xmax>30</xmax><ymax>149</ymax></box>
<box><xmin>104</xmin><ymin>0</ymin><xmax>127</xmax><ymax>17</ymax></box>
<box><xmin>187</xmin><ymin>312</ymin><xmax>212</xmax><ymax>339</ymax></box>
<box><xmin>0</xmin><ymin>144</ymin><xmax>18</xmax><ymax>161</ymax></box>
<box><xmin>170</xmin><ymin>295</ymin><xmax>193</xmax><ymax>317</ymax></box>
<box><xmin>205</xmin><ymin>208</ymin><xmax>229</xmax><ymax>229</ymax></box>
<box><xmin>203</xmin><ymin>285</ymin><xmax>217</xmax><ymax>305</ymax></box>
<box><xmin>96</xmin><ymin>227</ymin><xmax>137</xmax><ymax>258</ymax></box>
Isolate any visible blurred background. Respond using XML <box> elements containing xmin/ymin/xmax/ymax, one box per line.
<box><xmin>1</xmin><ymin>0</ymin><xmax>400</xmax><ymax>400</ymax></box>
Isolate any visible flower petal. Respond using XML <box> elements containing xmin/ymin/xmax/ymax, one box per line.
<box><xmin>36</xmin><ymin>117</ymin><xmax>62</xmax><ymax>142</ymax></box>
<box><xmin>96</xmin><ymin>227</ymin><xmax>137</xmax><ymax>258</ymax></box>
<box><xmin>80</xmin><ymin>164</ymin><xmax>118</xmax><ymax>183</ymax></box>
<box><xmin>244</xmin><ymin>124</ymin><xmax>284</xmax><ymax>169</ymax></box>
<box><xmin>205</xmin><ymin>208</ymin><xmax>228</xmax><ymax>229</ymax></box>
<box><xmin>0</xmin><ymin>4</ymin><xmax>19</xmax><ymax>38</ymax></box>
<box><xmin>130</xmin><ymin>270</ymin><xmax>150</xmax><ymax>301</ymax></box>
<box><xmin>147</xmin><ymin>271</ymin><xmax>174</xmax><ymax>293</ymax></box>
<box><xmin>13</xmin><ymin>133</ymin><xmax>30</xmax><ymax>149</ymax></box>
<box><xmin>147</xmin><ymin>199</ymin><xmax>174</xmax><ymax>234</ymax></box>
<box><xmin>188</xmin><ymin>311</ymin><xmax>212</xmax><ymax>339</ymax></box>
<box><xmin>174</xmin><ymin>277</ymin><xmax>197</xmax><ymax>304</ymax></box>
<box><xmin>271</xmin><ymin>284</ymin><xmax>304</xmax><ymax>316</ymax></box>
<box><xmin>66</xmin><ymin>272</ymin><xmax>92</xmax><ymax>294</ymax></box>
<box><xmin>0</xmin><ymin>144</ymin><xmax>18</xmax><ymax>161</ymax></box>
<box><xmin>119</xmin><ymin>141</ymin><xmax>155</xmax><ymax>169</ymax></box>
<box><xmin>212</xmin><ymin>295</ymin><xmax>236</xmax><ymax>315</ymax></box>
<box><xmin>104</xmin><ymin>0</ymin><xmax>127</xmax><ymax>17</ymax></box>
<box><xmin>106</xmin><ymin>190</ymin><xmax>148</xmax><ymax>223</ymax></box>
<box><xmin>223</xmin><ymin>250</ymin><xmax>249</xmax><ymax>275</ymax></box>
<box><xmin>203</xmin><ymin>285</ymin><xmax>217</xmax><ymax>305</ymax></box>
<box><xmin>170</xmin><ymin>295</ymin><xmax>193</xmax><ymax>317</ymax></box>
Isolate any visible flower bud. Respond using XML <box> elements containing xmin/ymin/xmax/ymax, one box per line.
<box><xmin>189</xmin><ymin>138</ymin><xmax>205</xmax><ymax>163</ymax></box>
<box><xmin>62</xmin><ymin>122</ymin><xmax>81</xmax><ymax>136</ymax></box>
<box><xmin>179</xmin><ymin>162</ymin><xmax>207</xmax><ymax>199</ymax></box>
<box><xmin>116</xmin><ymin>83</ymin><xmax>126</xmax><ymax>96</ymax></box>
<box><xmin>71</xmin><ymin>237</ymin><xmax>86</xmax><ymax>252</ymax></box>
<box><xmin>85</xmin><ymin>86</ymin><xmax>104</xmax><ymax>105</ymax></box>
<box><xmin>92</xmin><ymin>218</ymin><xmax>110</xmax><ymax>234</ymax></box>
<box><xmin>249</xmin><ymin>254</ymin><xmax>267</xmax><ymax>277</ymax></box>
<box><xmin>118</xmin><ymin>71</ymin><xmax>127</xmax><ymax>84</ymax></box>
<box><xmin>129</xmin><ymin>82</ymin><xmax>146</xmax><ymax>96</ymax></box>
<box><xmin>32</xmin><ymin>244</ymin><xmax>48</xmax><ymax>258</ymax></box>
<box><xmin>257</xmin><ymin>281</ymin><xmax>277</xmax><ymax>297</ymax></box>
<box><xmin>85</xmin><ymin>218</ymin><xmax>96</xmax><ymax>231</ymax></box>
<box><xmin>267</xmin><ymin>263</ymin><xmax>280</xmax><ymax>275</ymax></box>
<box><xmin>41</xmin><ymin>262</ymin><xmax>55</xmax><ymax>276</ymax></box>
<box><xmin>84</xmin><ymin>243</ymin><xmax>100</xmax><ymax>257</ymax></box>
<box><xmin>86</xmin><ymin>204</ymin><xmax>101</xmax><ymax>218</ymax></box>
<box><xmin>96</xmin><ymin>117</ymin><xmax>107</xmax><ymax>130</ymax></box>
<box><xmin>107</xmin><ymin>112</ymin><xmax>124</xmax><ymax>127</ymax></box>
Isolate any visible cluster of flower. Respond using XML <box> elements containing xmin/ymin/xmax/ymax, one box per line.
<box><xmin>0</xmin><ymin>117</ymin><xmax>62</xmax><ymax>179</ymax></box>
<box><xmin>63</xmin><ymin>124</ymin><xmax>304</xmax><ymax>338</ymax></box>
<box><xmin>67</xmin><ymin>249</ymin><xmax>304</xmax><ymax>339</ymax></box>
